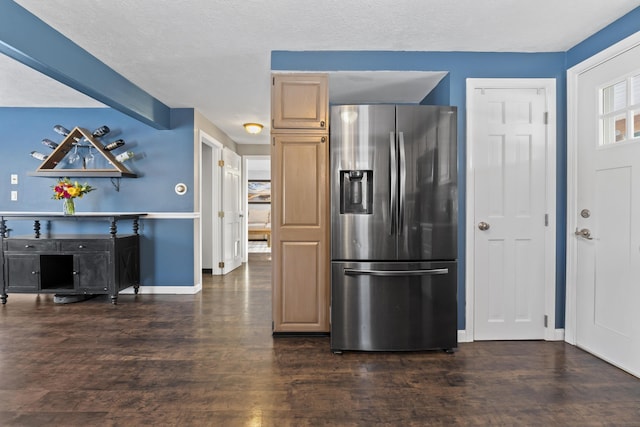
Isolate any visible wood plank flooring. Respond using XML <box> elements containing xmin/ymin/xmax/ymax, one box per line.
<box><xmin>0</xmin><ymin>253</ymin><xmax>638</xmax><ymax>426</ymax></box>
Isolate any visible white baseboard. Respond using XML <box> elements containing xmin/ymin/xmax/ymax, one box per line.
<box><xmin>458</xmin><ymin>329</ymin><xmax>472</xmax><ymax>343</ymax></box>
<box><xmin>457</xmin><ymin>329</ymin><xmax>564</xmax><ymax>343</ymax></box>
<box><xmin>548</xmin><ymin>328</ymin><xmax>565</xmax><ymax>341</ymax></box>
<box><xmin>120</xmin><ymin>283</ymin><xmax>202</xmax><ymax>295</ymax></box>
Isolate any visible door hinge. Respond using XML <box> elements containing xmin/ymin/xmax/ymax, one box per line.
<box><xmin>218</xmin><ymin>261</ymin><xmax>225</xmax><ymax>268</ymax></box>
<box><xmin>544</xmin><ymin>315</ymin><xmax>548</xmax><ymax>328</ymax></box>
<box><xmin>543</xmin><ymin>112</ymin><xmax>549</xmax><ymax>125</ymax></box>
<box><xmin>545</xmin><ymin>213</ymin><xmax>549</xmax><ymax>227</ymax></box>
<box><xmin>218</xmin><ymin>160</ymin><xmax>225</xmax><ymax>167</ymax></box>
<box><xmin>218</xmin><ymin>211</ymin><xmax>224</xmax><ymax>218</ymax></box>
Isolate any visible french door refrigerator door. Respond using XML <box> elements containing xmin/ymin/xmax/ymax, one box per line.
<box><xmin>330</xmin><ymin>104</ymin><xmax>396</xmax><ymax>261</ymax></box>
<box><xmin>395</xmin><ymin>105</ymin><xmax>458</xmax><ymax>261</ymax></box>
<box><xmin>330</xmin><ymin>261</ymin><xmax>458</xmax><ymax>352</ymax></box>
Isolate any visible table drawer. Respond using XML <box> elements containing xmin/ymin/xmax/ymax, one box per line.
<box><xmin>5</xmin><ymin>240</ymin><xmax>57</xmax><ymax>252</ymax></box>
<box><xmin>60</xmin><ymin>240</ymin><xmax>110</xmax><ymax>251</ymax></box>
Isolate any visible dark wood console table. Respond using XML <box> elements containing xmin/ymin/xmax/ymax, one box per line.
<box><xmin>0</xmin><ymin>213</ymin><xmax>146</xmax><ymax>304</ymax></box>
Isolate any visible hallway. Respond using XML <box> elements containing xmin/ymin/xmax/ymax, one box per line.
<box><xmin>0</xmin><ymin>254</ymin><xmax>638</xmax><ymax>426</ymax></box>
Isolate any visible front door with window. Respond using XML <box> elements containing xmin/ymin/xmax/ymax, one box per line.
<box><xmin>574</xmin><ymin>43</ymin><xmax>640</xmax><ymax>377</ymax></box>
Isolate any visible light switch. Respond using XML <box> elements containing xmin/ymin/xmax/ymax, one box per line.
<box><xmin>10</xmin><ymin>174</ymin><xmax>18</xmax><ymax>184</ymax></box>
<box><xmin>11</xmin><ymin>191</ymin><xmax>18</xmax><ymax>201</ymax></box>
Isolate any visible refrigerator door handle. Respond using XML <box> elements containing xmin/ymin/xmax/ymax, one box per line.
<box><xmin>389</xmin><ymin>131</ymin><xmax>397</xmax><ymax>235</ymax></box>
<box><xmin>398</xmin><ymin>131</ymin><xmax>406</xmax><ymax>234</ymax></box>
<box><xmin>344</xmin><ymin>268</ymin><xmax>449</xmax><ymax>277</ymax></box>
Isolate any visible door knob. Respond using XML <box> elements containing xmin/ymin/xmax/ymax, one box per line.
<box><xmin>574</xmin><ymin>228</ymin><xmax>593</xmax><ymax>240</ymax></box>
<box><xmin>478</xmin><ymin>221</ymin><xmax>490</xmax><ymax>231</ymax></box>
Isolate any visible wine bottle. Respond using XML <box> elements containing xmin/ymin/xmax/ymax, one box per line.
<box><xmin>42</xmin><ymin>138</ymin><xmax>59</xmax><ymax>150</ymax></box>
<box><xmin>30</xmin><ymin>151</ymin><xmax>48</xmax><ymax>161</ymax></box>
<box><xmin>53</xmin><ymin>125</ymin><xmax>71</xmax><ymax>137</ymax></box>
<box><xmin>53</xmin><ymin>124</ymin><xmax>79</xmax><ymax>142</ymax></box>
<box><xmin>115</xmin><ymin>151</ymin><xmax>134</xmax><ymax>162</ymax></box>
<box><xmin>103</xmin><ymin>139</ymin><xmax>125</xmax><ymax>151</ymax></box>
<box><xmin>92</xmin><ymin>125</ymin><xmax>110</xmax><ymax>138</ymax></box>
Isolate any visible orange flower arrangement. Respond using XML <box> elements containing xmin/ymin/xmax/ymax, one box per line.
<box><xmin>52</xmin><ymin>177</ymin><xmax>95</xmax><ymax>200</ymax></box>
<box><xmin>52</xmin><ymin>178</ymin><xmax>95</xmax><ymax>215</ymax></box>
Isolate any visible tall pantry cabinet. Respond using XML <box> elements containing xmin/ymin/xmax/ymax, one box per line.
<box><xmin>271</xmin><ymin>73</ymin><xmax>330</xmax><ymax>333</ymax></box>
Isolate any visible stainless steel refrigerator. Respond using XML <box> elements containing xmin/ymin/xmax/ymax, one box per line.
<box><xmin>330</xmin><ymin>104</ymin><xmax>458</xmax><ymax>353</ymax></box>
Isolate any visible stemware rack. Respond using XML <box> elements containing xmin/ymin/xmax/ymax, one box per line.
<box><xmin>29</xmin><ymin>126</ymin><xmax>137</xmax><ymax>178</ymax></box>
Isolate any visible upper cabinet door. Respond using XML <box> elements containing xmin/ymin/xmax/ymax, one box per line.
<box><xmin>272</xmin><ymin>74</ymin><xmax>328</xmax><ymax>130</ymax></box>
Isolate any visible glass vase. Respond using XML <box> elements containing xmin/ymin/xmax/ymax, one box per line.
<box><xmin>63</xmin><ymin>198</ymin><xmax>75</xmax><ymax>215</ymax></box>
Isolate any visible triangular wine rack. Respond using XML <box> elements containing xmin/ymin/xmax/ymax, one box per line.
<box><xmin>30</xmin><ymin>127</ymin><xmax>137</xmax><ymax>178</ymax></box>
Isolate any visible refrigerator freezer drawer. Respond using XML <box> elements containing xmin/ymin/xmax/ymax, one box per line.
<box><xmin>331</xmin><ymin>261</ymin><xmax>457</xmax><ymax>352</ymax></box>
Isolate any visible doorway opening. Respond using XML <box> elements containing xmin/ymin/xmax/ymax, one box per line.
<box><xmin>244</xmin><ymin>155</ymin><xmax>271</xmax><ymax>260</ymax></box>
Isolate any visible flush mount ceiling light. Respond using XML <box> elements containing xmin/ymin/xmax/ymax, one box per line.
<box><xmin>243</xmin><ymin>123</ymin><xmax>263</xmax><ymax>134</ymax></box>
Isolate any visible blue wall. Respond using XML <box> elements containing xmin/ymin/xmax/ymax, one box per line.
<box><xmin>0</xmin><ymin>107</ymin><xmax>196</xmax><ymax>287</ymax></box>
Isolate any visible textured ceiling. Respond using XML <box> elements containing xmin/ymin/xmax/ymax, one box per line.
<box><xmin>4</xmin><ymin>0</ymin><xmax>640</xmax><ymax>144</ymax></box>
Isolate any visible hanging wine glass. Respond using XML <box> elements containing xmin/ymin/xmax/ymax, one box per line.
<box><xmin>68</xmin><ymin>145</ymin><xmax>80</xmax><ymax>165</ymax></box>
<box><xmin>84</xmin><ymin>146</ymin><xmax>95</xmax><ymax>166</ymax></box>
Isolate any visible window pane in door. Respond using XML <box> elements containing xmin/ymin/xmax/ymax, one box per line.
<box><xmin>634</xmin><ymin>110</ymin><xmax>640</xmax><ymax>138</ymax></box>
<box><xmin>603</xmin><ymin>114</ymin><xmax>627</xmax><ymax>144</ymax></box>
<box><xmin>615</xmin><ymin>115</ymin><xmax>627</xmax><ymax>141</ymax></box>
<box><xmin>632</xmin><ymin>74</ymin><xmax>640</xmax><ymax>105</ymax></box>
<box><xmin>603</xmin><ymin>80</ymin><xmax>627</xmax><ymax>114</ymax></box>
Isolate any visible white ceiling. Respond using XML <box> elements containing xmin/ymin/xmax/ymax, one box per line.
<box><xmin>4</xmin><ymin>0</ymin><xmax>640</xmax><ymax>145</ymax></box>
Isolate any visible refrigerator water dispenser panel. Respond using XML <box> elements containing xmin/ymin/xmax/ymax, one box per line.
<box><xmin>340</xmin><ymin>170</ymin><xmax>373</xmax><ymax>214</ymax></box>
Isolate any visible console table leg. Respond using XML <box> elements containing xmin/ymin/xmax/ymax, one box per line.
<box><xmin>110</xmin><ymin>295</ymin><xmax>118</xmax><ymax>305</ymax></box>
<box><xmin>1</xmin><ymin>294</ymin><xmax>7</xmax><ymax>304</ymax></box>
<box><xmin>134</xmin><ymin>284</ymin><xmax>140</xmax><ymax>294</ymax></box>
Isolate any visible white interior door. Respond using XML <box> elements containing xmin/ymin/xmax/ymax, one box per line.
<box><xmin>574</xmin><ymin>44</ymin><xmax>640</xmax><ymax>377</ymax></box>
<box><xmin>221</xmin><ymin>148</ymin><xmax>243</xmax><ymax>274</ymax></box>
<box><xmin>199</xmin><ymin>131</ymin><xmax>223</xmax><ymax>277</ymax></box>
<box><xmin>467</xmin><ymin>80</ymin><xmax>555</xmax><ymax>341</ymax></box>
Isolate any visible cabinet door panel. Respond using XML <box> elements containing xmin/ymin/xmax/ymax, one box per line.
<box><xmin>271</xmin><ymin>133</ymin><xmax>329</xmax><ymax>332</ymax></box>
<box><xmin>281</xmin><ymin>143</ymin><xmax>320</xmax><ymax>226</ymax></box>
<box><xmin>272</xmin><ymin>74</ymin><xmax>328</xmax><ymax>130</ymax></box>
<box><xmin>76</xmin><ymin>253</ymin><xmax>110</xmax><ymax>292</ymax></box>
<box><xmin>279</xmin><ymin>242</ymin><xmax>321</xmax><ymax>324</ymax></box>
<box><xmin>5</xmin><ymin>255</ymin><xmax>39</xmax><ymax>291</ymax></box>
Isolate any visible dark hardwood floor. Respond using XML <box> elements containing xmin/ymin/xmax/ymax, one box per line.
<box><xmin>0</xmin><ymin>253</ymin><xmax>638</xmax><ymax>426</ymax></box>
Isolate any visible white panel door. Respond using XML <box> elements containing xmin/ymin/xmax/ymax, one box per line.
<box><xmin>575</xmin><ymin>44</ymin><xmax>640</xmax><ymax>377</ymax></box>
<box><xmin>221</xmin><ymin>148</ymin><xmax>243</xmax><ymax>274</ymax></box>
<box><xmin>471</xmin><ymin>86</ymin><xmax>548</xmax><ymax>340</ymax></box>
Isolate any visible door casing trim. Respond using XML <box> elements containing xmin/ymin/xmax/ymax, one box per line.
<box><xmin>465</xmin><ymin>78</ymin><xmax>557</xmax><ymax>341</ymax></box>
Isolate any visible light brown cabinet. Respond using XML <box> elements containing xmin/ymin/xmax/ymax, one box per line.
<box><xmin>271</xmin><ymin>73</ymin><xmax>330</xmax><ymax>333</ymax></box>
<box><xmin>272</xmin><ymin>74</ymin><xmax>328</xmax><ymax>131</ymax></box>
